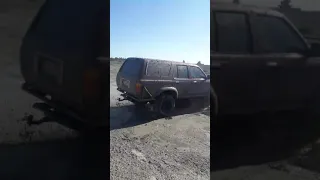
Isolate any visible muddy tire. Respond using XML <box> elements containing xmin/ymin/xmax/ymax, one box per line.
<box><xmin>156</xmin><ymin>94</ymin><xmax>176</xmax><ymax>117</ymax></box>
<box><xmin>211</xmin><ymin>86</ymin><xmax>219</xmax><ymax>126</ymax></box>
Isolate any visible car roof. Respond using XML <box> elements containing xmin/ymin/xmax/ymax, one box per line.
<box><xmin>126</xmin><ymin>57</ymin><xmax>201</xmax><ymax>67</ymax></box>
<box><xmin>211</xmin><ymin>2</ymin><xmax>285</xmax><ymax>18</ymax></box>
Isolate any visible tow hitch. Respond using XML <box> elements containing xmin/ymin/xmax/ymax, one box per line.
<box><xmin>117</xmin><ymin>97</ymin><xmax>126</xmax><ymax>101</ymax></box>
<box><xmin>117</xmin><ymin>93</ymin><xmax>131</xmax><ymax>102</ymax></box>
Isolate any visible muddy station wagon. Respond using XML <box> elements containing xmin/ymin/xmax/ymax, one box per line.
<box><xmin>211</xmin><ymin>2</ymin><xmax>320</xmax><ymax>116</ymax></box>
<box><xmin>116</xmin><ymin>58</ymin><xmax>211</xmax><ymax>116</ymax></box>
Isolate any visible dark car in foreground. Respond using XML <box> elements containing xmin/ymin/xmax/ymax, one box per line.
<box><xmin>19</xmin><ymin>0</ymin><xmax>108</xmax><ymax>129</ymax></box>
<box><xmin>116</xmin><ymin>58</ymin><xmax>210</xmax><ymax>116</ymax></box>
<box><xmin>211</xmin><ymin>2</ymin><xmax>320</xmax><ymax>117</ymax></box>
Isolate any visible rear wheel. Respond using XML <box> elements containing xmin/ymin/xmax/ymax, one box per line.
<box><xmin>156</xmin><ymin>94</ymin><xmax>176</xmax><ymax>117</ymax></box>
<box><xmin>211</xmin><ymin>86</ymin><xmax>219</xmax><ymax>125</ymax></box>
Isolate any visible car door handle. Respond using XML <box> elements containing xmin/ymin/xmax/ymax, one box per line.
<box><xmin>175</xmin><ymin>81</ymin><xmax>179</xmax><ymax>84</ymax></box>
<box><xmin>192</xmin><ymin>81</ymin><xmax>197</xmax><ymax>83</ymax></box>
<box><xmin>266</xmin><ymin>62</ymin><xmax>278</xmax><ymax>67</ymax></box>
<box><xmin>211</xmin><ymin>62</ymin><xmax>222</xmax><ymax>69</ymax></box>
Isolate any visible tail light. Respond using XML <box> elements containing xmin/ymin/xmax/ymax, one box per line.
<box><xmin>83</xmin><ymin>68</ymin><xmax>101</xmax><ymax>105</ymax></box>
<box><xmin>136</xmin><ymin>82</ymin><xmax>142</xmax><ymax>95</ymax></box>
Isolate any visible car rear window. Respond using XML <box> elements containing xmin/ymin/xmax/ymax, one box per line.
<box><xmin>120</xmin><ymin>58</ymin><xmax>143</xmax><ymax>76</ymax></box>
<box><xmin>146</xmin><ymin>60</ymin><xmax>172</xmax><ymax>77</ymax></box>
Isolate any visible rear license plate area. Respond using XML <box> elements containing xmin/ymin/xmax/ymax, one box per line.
<box><xmin>121</xmin><ymin>78</ymin><xmax>130</xmax><ymax>88</ymax></box>
<box><xmin>36</xmin><ymin>54</ymin><xmax>63</xmax><ymax>85</ymax></box>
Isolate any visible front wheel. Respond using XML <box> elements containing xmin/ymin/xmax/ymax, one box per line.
<box><xmin>211</xmin><ymin>86</ymin><xmax>219</xmax><ymax>125</ymax></box>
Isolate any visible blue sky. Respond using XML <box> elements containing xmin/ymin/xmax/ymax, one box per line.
<box><xmin>110</xmin><ymin>0</ymin><xmax>210</xmax><ymax>65</ymax></box>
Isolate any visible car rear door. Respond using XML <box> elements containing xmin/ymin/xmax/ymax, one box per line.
<box><xmin>116</xmin><ymin>58</ymin><xmax>144</xmax><ymax>97</ymax></box>
<box><xmin>249</xmin><ymin>14</ymin><xmax>309</xmax><ymax>111</ymax></box>
<box><xmin>211</xmin><ymin>11</ymin><xmax>264</xmax><ymax>114</ymax></box>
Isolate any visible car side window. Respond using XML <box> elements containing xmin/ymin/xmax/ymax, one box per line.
<box><xmin>215</xmin><ymin>12</ymin><xmax>250</xmax><ymax>53</ymax></box>
<box><xmin>176</xmin><ymin>65</ymin><xmax>188</xmax><ymax>78</ymax></box>
<box><xmin>189</xmin><ymin>66</ymin><xmax>206</xmax><ymax>79</ymax></box>
<box><xmin>160</xmin><ymin>62</ymin><xmax>172</xmax><ymax>77</ymax></box>
<box><xmin>146</xmin><ymin>60</ymin><xmax>172</xmax><ymax>77</ymax></box>
<box><xmin>146</xmin><ymin>60</ymin><xmax>160</xmax><ymax>77</ymax></box>
<box><xmin>250</xmin><ymin>15</ymin><xmax>308</xmax><ymax>53</ymax></box>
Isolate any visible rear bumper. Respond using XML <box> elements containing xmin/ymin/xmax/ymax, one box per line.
<box><xmin>117</xmin><ymin>88</ymin><xmax>153</xmax><ymax>103</ymax></box>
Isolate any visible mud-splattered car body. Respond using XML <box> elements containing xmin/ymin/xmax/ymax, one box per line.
<box><xmin>116</xmin><ymin>58</ymin><xmax>210</xmax><ymax>115</ymax></box>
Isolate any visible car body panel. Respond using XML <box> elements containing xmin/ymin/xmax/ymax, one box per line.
<box><xmin>211</xmin><ymin>54</ymin><xmax>264</xmax><ymax>114</ymax></box>
<box><xmin>211</xmin><ymin>2</ymin><xmax>320</xmax><ymax>115</ymax></box>
<box><xmin>20</xmin><ymin>0</ymin><xmax>107</xmax><ymax>113</ymax></box>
